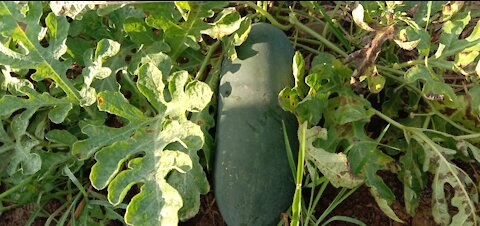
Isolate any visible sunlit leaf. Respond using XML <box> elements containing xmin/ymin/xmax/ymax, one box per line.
<box><xmin>75</xmin><ymin>62</ymin><xmax>212</xmax><ymax>225</ymax></box>
<box><xmin>201</xmin><ymin>8</ymin><xmax>242</xmax><ymax>39</ymax></box>
<box><xmin>0</xmin><ymin>2</ymin><xmax>91</xmax><ymax>104</ymax></box>
<box><xmin>352</xmin><ymin>3</ymin><xmax>375</xmax><ymax>31</ymax></box>
<box><xmin>394</xmin><ymin>39</ymin><xmax>420</xmax><ymax>51</ymax></box>
<box><xmin>438</xmin><ymin>1</ymin><xmax>465</xmax><ymax>23</ymax></box>
<box><xmin>436</xmin><ymin>12</ymin><xmax>470</xmax><ymax>58</ymax></box>
<box><xmin>123</xmin><ymin>17</ymin><xmax>156</xmax><ymax>45</ymax></box>
<box><xmin>164</xmin><ymin>1</ymin><xmax>229</xmax><ymax>59</ymax></box>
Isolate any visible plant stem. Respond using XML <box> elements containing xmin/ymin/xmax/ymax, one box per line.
<box><xmin>0</xmin><ymin>144</ymin><xmax>14</xmax><ymax>154</ymax></box>
<box><xmin>256</xmin><ymin>1</ymin><xmax>265</xmax><ymax>22</ymax></box>
<box><xmin>289</xmin><ymin>14</ymin><xmax>348</xmax><ymax>58</ymax></box>
<box><xmin>425</xmin><ymin>1</ymin><xmax>432</xmax><ymax>29</ymax></box>
<box><xmin>316</xmin><ymin>187</ymin><xmax>359</xmax><ymax>225</ymax></box>
<box><xmin>195</xmin><ymin>40</ymin><xmax>221</xmax><ymax>81</ymax></box>
<box><xmin>314</xmin><ymin>2</ymin><xmax>351</xmax><ymax>51</ymax></box>
<box><xmin>455</xmin><ymin>133</ymin><xmax>480</xmax><ymax>140</ymax></box>
<box><xmin>392</xmin><ymin>59</ymin><xmax>423</xmax><ymax>69</ymax></box>
<box><xmin>378</xmin><ymin>65</ymin><xmax>476</xmax><ymax>134</ymax></box>
<box><xmin>238</xmin><ymin>1</ymin><xmax>292</xmax><ymax>30</ymax></box>
<box><xmin>434</xmin><ymin>111</ymin><xmax>477</xmax><ymax>134</ymax></box>
<box><xmin>417</xmin><ymin>128</ymin><xmax>480</xmax><ymax>140</ymax></box>
<box><xmin>44</xmin><ymin>201</ymin><xmax>69</xmax><ymax>226</ymax></box>
<box><xmin>291</xmin><ymin>122</ymin><xmax>307</xmax><ymax>226</ymax></box>
<box><xmin>291</xmin><ymin>41</ymin><xmax>322</xmax><ymax>55</ymax></box>
<box><xmin>370</xmin><ymin>108</ymin><xmax>406</xmax><ymax>130</ymax></box>
<box><xmin>283</xmin><ymin>120</ymin><xmax>297</xmax><ymax>180</ymax></box>
<box><xmin>0</xmin><ymin>175</ymin><xmax>35</xmax><ymax>200</ymax></box>
<box><xmin>305</xmin><ymin>178</ymin><xmax>329</xmax><ymax>226</ymax></box>
<box><xmin>275</xmin><ymin>7</ymin><xmax>319</xmax><ymax>21</ymax></box>
<box><xmin>0</xmin><ymin>203</ymin><xmax>23</xmax><ymax>212</ymax></box>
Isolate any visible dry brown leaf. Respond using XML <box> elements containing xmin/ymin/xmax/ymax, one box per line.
<box><xmin>344</xmin><ymin>25</ymin><xmax>395</xmax><ymax>92</ymax></box>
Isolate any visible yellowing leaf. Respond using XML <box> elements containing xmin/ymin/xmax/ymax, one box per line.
<box><xmin>74</xmin><ymin>63</ymin><xmax>212</xmax><ymax>226</ymax></box>
<box><xmin>413</xmin><ymin>134</ymin><xmax>479</xmax><ymax>226</ymax></box>
<box><xmin>394</xmin><ymin>39</ymin><xmax>421</xmax><ymax>51</ymax></box>
<box><xmin>123</xmin><ymin>17</ymin><xmax>156</xmax><ymax>45</ymax></box>
<box><xmin>367</xmin><ymin>73</ymin><xmax>386</xmax><ymax>94</ymax></box>
<box><xmin>201</xmin><ymin>8</ymin><xmax>242</xmax><ymax>39</ymax></box>
<box><xmin>304</xmin><ymin>126</ymin><xmax>363</xmax><ymax>188</ymax></box>
<box><xmin>352</xmin><ymin>3</ymin><xmax>375</xmax><ymax>32</ymax></box>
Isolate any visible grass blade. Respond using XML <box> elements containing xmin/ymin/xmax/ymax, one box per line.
<box><xmin>291</xmin><ymin>122</ymin><xmax>307</xmax><ymax>226</ymax></box>
<box><xmin>321</xmin><ymin>216</ymin><xmax>367</xmax><ymax>226</ymax></box>
<box><xmin>283</xmin><ymin>120</ymin><xmax>297</xmax><ymax>180</ymax></box>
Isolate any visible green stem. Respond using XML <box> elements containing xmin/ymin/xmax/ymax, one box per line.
<box><xmin>283</xmin><ymin>121</ymin><xmax>297</xmax><ymax>180</ymax></box>
<box><xmin>455</xmin><ymin>133</ymin><xmax>480</xmax><ymax>140</ymax></box>
<box><xmin>373</xmin><ymin>105</ymin><xmax>475</xmax><ymax>143</ymax></box>
<box><xmin>425</xmin><ymin>1</ymin><xmax>432</xmax><ymax>29</ymax></box>
<box><xmin>205</xmin><ymin>52</ymin><xmax>225</xmax><ymax>90</ymax></box>
<box><xmin>434</xmin><ymin>112</ymin><xmax>477</xmax><ymax>134</ymax></box>
<box><xmin>372</xmin><ymin>100</ymin><xmax>478</xmax><ymax>169</ymax></box>
<box><xmin>0</xmin><ymin>175</ymin><xmax>35</xmax><ymax>200</ymax></box>
<box><xmin>291</xmin><ymin>41</ymin><xmax>322</xmax><ymax>55</ymax></box>
<box><xmin>316</xmin><ymin>187</ymin><xmax>359</xmax><ymax>225</ymax></box>
<box><xmin>392</xmin><ymin>59</ymin><xmax>423</xmax><ymax>69</ymax></box>
<box><xmin>289</xmin><ymin>37</ymin><xmax>328</xmax><ymax>46</ymax></box>
<box><xmin>314</xmin><ymin>2</ymin><xmax>351</xmax><ymax>52</ymax></box>
<box><xmin>195</xmin><ymin>40</ymin><xmax>221</xmax><ymax>81</ymax></box>
<box><xmin>238</xmin><ymin>1</ymin><xmax>292</xmax><ymax>30</ymax></box>
<box><xmin>0</xmin><ymin>144</ymin><xmax>14</xmax><ymax>154</ymax></box>
<box><xmin>256</xmin><ymin>1</ymin><xmax>264</xmax><ymax>22</ymax></box>
<box><xmin>377</xmin><ymin>65</ymin><xmax>407</xmax><ymax>77</ymax></box>
<box><xmin>370</xmin><ymin>108</ymin><xmax>406</xmax><ymax>130</ymax></box>
<box><xmin>275</xmin><ymin>7</ymin><xmax>319</xmax><ymax>21</ymax></box>
<box><xmin>44</xmin><ymin>201</ymin><xmax>69</xmax><ymax>226</ymax></box>
<box><xmin>262</xmin><ymin>1</ymin><xmax>268</xmax><ymax>15</ymax></box>
<box><xmin>310</xmin><ymin>179</ymin><xmax>329</xmax><ymax>224</ymax></box>
<box><xmin>422</xmin><ymin>115</ymin><xmax>431</xmax><ymax>129</ymax></box>
<box><xmin>378</xmin><ymin>65</ymin><xmax>476</xmax><ymax>134</ymax></box>
<box><xmin>0</xmin><ymin>203</ymin><xmax>23</xmax><ymax>212</ymax></box>
<box><xmin>417</xmin><ymin>128</ymin><xmax>480</xmax><ymax>140</ymax></box>
<box><xmin>275</xmin><ymin>3</ymin><xmax>354</xmax><ymax>49</ymax></box>
<box><xmin>304</xmin><ymin>175</ymin><xmax>316</xmax><ymax>226</ymax></box>
<box><xmin>289</xmin><ymin>14</ymin><xmax>348</xmax><ymax>58</ymax></box>
<box><xmin>291</xmin><ymin>122</ymin><xmax>307</xmax><ymax>226</ymax></box>
<box><xmin>410</xmin><ymin>112</ymin><xmax>435</xmax><ymax>117</ymax></box>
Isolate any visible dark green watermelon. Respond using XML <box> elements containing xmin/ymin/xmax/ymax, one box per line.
<box><xmin>214</xmin><ymin>22</ymin><xmax>297</xmax><ymax>226</ymax></box>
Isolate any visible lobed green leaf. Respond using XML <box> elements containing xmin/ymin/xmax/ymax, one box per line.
<box><xmin>304</xmin><ymin>126</ymin><xmax>363</xmax><ymax>188</ymax></box>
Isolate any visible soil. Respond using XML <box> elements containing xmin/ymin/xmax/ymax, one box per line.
<box><xmin>180</xmin><ymin>192</ymin><xmax>225</xmax><ymax>226</ymax></box>
<box><xmin>0</xmin><ymin>200</ymin><xmax>61</xmax><ymax>226</ymax></box>
<box><xmin>319</xmin><ymin>171</ymin><xmax>436</xmax><ymax>226</ymax></box>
